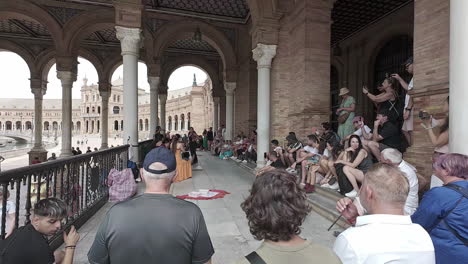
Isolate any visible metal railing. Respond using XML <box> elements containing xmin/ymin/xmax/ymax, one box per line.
<box><xmin>0</xmin><ymin>145</ymin><xmax>129</xmax><ymax>249</ymax></box>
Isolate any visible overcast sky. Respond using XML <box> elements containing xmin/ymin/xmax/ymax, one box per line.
<box><xmin>0</xmin><ymin>51</ymin><xmax>207</xmax><ymax>99</ymax></box>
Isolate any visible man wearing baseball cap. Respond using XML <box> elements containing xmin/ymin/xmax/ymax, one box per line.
<box><xmin>88</xmin><ymin>147</ymin><xmax>214</xmax><ymax>264</ymax></box>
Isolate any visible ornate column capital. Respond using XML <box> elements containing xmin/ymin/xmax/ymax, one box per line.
<box><xmin>252</xmin><ymin>43</ymin><xmax>277</xmax><ymax>69</ymax></box>
<box><xmin>115</xmin><ymin>26</ymin><xmax>143</xmax><ymax>56</ymax></box>
<box><xmin>98</xmin><ymin>82</ymin><xmax>111</xmax><ymax>95</ymax></box>
<box><xmin>148</xmin><ymin>76</ymin><xmax>160</xmax><ymax>91</ymax></box>
<box><xmin>159</xmin><ymin>94</ymin><xmax>167</xmax><ymax>103</ymax></box>
<box><xmin>224</xmin><ymin>82</ymin><xmax>237</xmax><ymax>95</ymax></box>
<box><xmin>57</xmin><ymin>71</ymin><xmax>77</xmax><ymax>85</ymax></box>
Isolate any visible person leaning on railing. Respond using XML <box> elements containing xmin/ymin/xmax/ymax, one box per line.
<box><xmin>0</xmin><ymin>198</ymin><xmax>80</xmax><ymax>264</ymax></box>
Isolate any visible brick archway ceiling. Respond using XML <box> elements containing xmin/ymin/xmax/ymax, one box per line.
<box><xmin>144</xmin><ymin>0</ymin><xmax>250</xmax><ymax>19</ymax></box>
<box><xmin>0</xmin><ymin>18</ymin><xmax>51</xmax><ymax>40</ymax></box>
<box><xmin>332</xmin><ymin>0</ymin><xmax>413</xmax><ymax>46</ymax></box>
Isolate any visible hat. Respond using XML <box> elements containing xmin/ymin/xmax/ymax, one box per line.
<box><xmin>339</xmin><ymin>87</ymin><xmax>350</xmax><ymax>96</ymax></box>
<box><xmin>352</xmin><ymin>116</ymin><xmax>362</xmax><ymax>123</ymax></box>
<box><xmin>143</xmin><ymin>147</ymin><xmax>177</xmax><ymax>174</ymax></box>
<box><xmin>403</xmin><ymin>56</ymin><xmax>413</xmax><ymax>66</ymax></box>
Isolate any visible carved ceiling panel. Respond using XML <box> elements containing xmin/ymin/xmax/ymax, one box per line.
<box><xmin>0</xmin><ymin>19</ymin><xmax>51</xmax><ymax>38</ymax></box>
<box><xmin>169</xmin><ymin>38</ymin><xmax>216</xmax><ymax>53</ymax></box>
<box><xmin>145</xmin><ymin>0</ymin><xmax>249</xmax><ymax>19</ymax></box>
<box><xmin>44</xmin><ymin>5</ymin><xmax>84</xmax><ymax>25</ymax></box>
<box><xmin>332</xmin><ymin>0</ymin><xmax>412</xmax><ymax>45</ymax></box>
<box><xmin>85</xmin><ymin>28</ymin><xmax>118</xmax><ymax>43</ymax></box>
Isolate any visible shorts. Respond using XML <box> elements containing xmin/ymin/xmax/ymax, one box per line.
<box><xmin>379</xmin><ymin>143</ymin><xmax>392</xmax><ymax>151</ymax></box>
<box><xmin>306</xmin><ymin>155</ymin><xmax>321</xmax><ymax>164</ymax></box>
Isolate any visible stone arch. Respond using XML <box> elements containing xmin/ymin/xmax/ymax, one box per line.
<box><xmin>168</xmin><ymin>116</ymin><xmax>172</xmax><ymax>131</ymax></box>
<box><xmin>180</xmin><ymin>114</ymin><xmax>185</xmax><ymax>130</ymax></box>
<box><xmin>0</xmin><ymin>0</ymin><xmax>63</xmax><ymax>49</ymax></box>
<box><xmin>0</xmin><ymin>39</ymin><xmax>36</xmax><ymax>75</ymax></box>
<box><xmin>44</xmin><ymin>121</ymin><xmax>49</xmax><ymax>130</ymax></box>
<box><xmin>161</xmin><ymin>56</ymin><xmax>220</xmax><ymax>94</ymax></box>
<box><xmin>77</xmin><ymin>49</ymin><xmax>104</xmax><ymax>80</ymax></box>
<box><xmin>153</xmin><ymin>20</ymin><xmax>237</xmax><ymax>80</ymax></box>
<box><xmin>174</xmin><ymin>115</ymin><xmax>178</xmax><ymax>131</ymax></box>
<box><xmin>62</xmin><ymin>9</ymin><xmax>114</xmax><ymax>54</ymax></box>
<box><xmin>5</xmin><ymin>121</ymin><xmax>12</xmax><ymax>130</ymax></box>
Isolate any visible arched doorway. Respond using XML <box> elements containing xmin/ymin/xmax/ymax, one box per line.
<box><xmin>174</xmin><ymin>115</ymin><xmax>178</xmax><ymax>131</ymax></box>
<box><xmin>15</xmin><ymin>121</ymin><xmax>21</xmax><ymax>131</ymax></box>
<box><xmin>330</xmin><ymin>65</ymin><xmax>340</xmax><ymax>131</ymax></box>
<box><xmin>5</xmin><ymin>121</ymin><xmax>12</xmax><ymax>130</ymax></box>
<box><xmin>114</xmin><ymin>120</ymin><xmax>119</xmax><ymax>131</ymax></box>
<box><xmin>373</xmin><ymin>35</ymin><xmax>413</xmax><ymax>91</ymax></box>
<box><xmin>168</xmin><ymin>116</ymin><xmax>172</xmax><ymax>131</ymax></box>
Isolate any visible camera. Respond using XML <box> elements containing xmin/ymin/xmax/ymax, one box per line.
<box><xmin>418</xmin><ymin>111</ymin><xmax>430</xmax><ymax>120</ymax></box>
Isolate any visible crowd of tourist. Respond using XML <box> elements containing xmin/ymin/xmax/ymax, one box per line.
<box><xmin>0</xmin><ymin>57</ymin><xmax>466</xmax><ymax>264</ymax></box>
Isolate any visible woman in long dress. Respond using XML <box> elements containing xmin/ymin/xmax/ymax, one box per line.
<box><xmin>172</xmin><ymin>136</ymin><xmax>192</xmax><ymax>182</ymax></box>
<box><xmin>336</xmin><ymin>87</ymin><xmax>356</xmax><ymax>140</ymax></box>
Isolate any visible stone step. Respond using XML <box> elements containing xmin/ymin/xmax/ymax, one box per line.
<box><xmin>307</xmin><ymin>191</ymin><xmax>350</xmax><ymax>229</ymax></box>
<box><xmin>228</xmin><ymin>159</ymin><xmax>350</xmax><ymax>229</ymax></box>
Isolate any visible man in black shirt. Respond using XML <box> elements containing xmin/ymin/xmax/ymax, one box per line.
<box><xmin>0</xmin><ymin>198</ymin><xmax>80</xmax><ymax>264</ymax></box>
<box><xmin>207</xmin><ymin>127</ymin><xmax>214</xmax><ymax>150</ymax></box>
<box><xmin>366</xmin><ymin>109</ymin><xmax>400</xmax><ymax>161</ymax></box>
<box><xmin>88</xmin><ymin>147</ymin><xmax>214</xmax><ymax>264</ymax></box>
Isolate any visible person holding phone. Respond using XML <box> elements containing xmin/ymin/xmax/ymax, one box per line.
<box><xmin>420</xmin><ymin>96</ymin><xmax>449</xmax><ymax>188</ymax></box>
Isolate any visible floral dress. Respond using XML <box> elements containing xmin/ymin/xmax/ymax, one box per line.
<box><xmin>337</xmin><ymin>96</ymin><xmax>356</xmax><ymax>140</ymax></box>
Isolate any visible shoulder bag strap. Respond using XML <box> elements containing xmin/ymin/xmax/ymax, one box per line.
<box><xmin>427</xmin><ymin>184</ymin><xmax>468</xmax><ymax>244</ymax></box>
<box><xmin>245</xmin><ymin>251</ymin><xmax>267</xmax><ymax>264</ymax></box>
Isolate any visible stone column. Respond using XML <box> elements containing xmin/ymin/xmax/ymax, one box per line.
<box><xmin>159</xmin><ymin>93</ymin><xmax>167</xmax><ymax>131</ymax></box>
<box><xmin>253</xmin><ymin>44</ymin><xmax>277</xmax><ymax>166</ymax></box>
<box><xmin>99</xmin><ymin>88</ymin><xmax>110</xmax><ymax>150</ymax></box>
<box><xmin>57</xmin><ymin>71</ymin><xmax>77</xmax><ymax>157</ymax></box>
<box><xmin>148</xmin><ymin>76</ymin><xmax>160</xmax><ymax>137</ymax></box>
<box><xmin>213</xmin><ymin>97</ymin><xmax>220</xmax><ymax>131</ymax></box>
<box><xmin>450</xmin><ymin>0</ymin><xmax>468</xmax><ymax>155</ymax></box>
<box><xmin>116</xmin><ymin>26</ymin><xmax>141</xmax><ymax>162</ymax></box>
<box><xmin>224</xmin><ymin>82</ymin><xmax>236</xmax><ymax>141</ymax></box>
<box><xmin>28</xmin><ymin>82</ymin><xmax>48</xmax><ymax>163</ymax></box>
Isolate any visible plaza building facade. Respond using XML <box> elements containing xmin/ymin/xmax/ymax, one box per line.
<box><xmin>0</xmin><ymin>76</ymin><xmax>214</xmax><ymax>140</ymax></box>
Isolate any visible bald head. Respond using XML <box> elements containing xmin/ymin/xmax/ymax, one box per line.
<box><xmin>361</xmin><ymin>163</ymin><xmax>409</xmax><ymax>211</ymax></box>
<box><xmin>142</xmin><ymin>162</ymin><xmax>176</xmax><ymax>182</ymax></box>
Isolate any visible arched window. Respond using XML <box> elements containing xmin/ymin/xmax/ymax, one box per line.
<box><xmin>44</xmin><ymin>121</ymin><xmax>49</xmax><ymax>131</ymax></box>
<box><xmin>181</xmin><ymin>114</ymin><xmax>185</xmax><ymax>130</ymax></box>
<box><xmin>144</xmin><ymin>119</ymin><xmax>149</xmax><ymax>131</ymax></box>
<box><xmin>86</xmin><ymin>95</ymin><xmax>89</xmax><ymax>102</ymax></box>
<box><xmin>6</xmin><ymin>121</ymin><xmax>12</xmax><ymax>130</ymax></box>
<box><xmin>91</xmin><ymin>120</ymin><xmax>95</xmax><ymax>133</ymax></box>
<box><xmin>113</xmin><ymin>106</ymin><xmax>120</xmax><ymax>114</ymax></box>
<box><xmin>25</xmin><ymin>121</ymin><xmax>32</xmax><ymax>130</ymax></box>
<box><xmin>114</xmin><ymin>120</ymin><xmax>119</xmax><ymax>131</ymax></box>
<box><xmin>168</xmin><ymin>116</ymin><xmax>172</xmax><ymax>131</ymax></box>
<box><xmin>98</xmin><ymin>106</ymin><xmax>101</xmax><ymax>114</ymax></box>
<box><xmin>97</xmin><ymin>120</ymin><xmax>100</xmax><ymax>133</ymax></box>
<box><xmin>86</xmin><ymin>121</ymin><xmax>89</xmax><ymax>133</ymax></box>
<box><xmin>139</xmin><ymin>119</ymin><xmax>143</xmax><ymax>131</ymax></box>
<box><xmin>76</xmin><ymin>121</ymin><xmax>81</xmax><ymax>131</ymax></box>
<box><xmin>86</xmin><ymin>107</ymin><xmax>90</xmax><ymax>114</ymax></box>
<box><xmin>121</xmin><ymin>120</ymin><xmax>123</xmax><ymax>131</ymax></box>
<box><xmin>52</xmin><ymin>121</ymin><xmax>58</xmax><ymax>130</ymax></box>
<box><xmin>117</xmin><ymin>95</ymin><xmax>120</xmax><ymax>102</ymax></box>
<box><xmin>113</xmin><ymin>94</ymin><xmax>116</xmax><ymax>102</ymax></box>
<box><xmin>174</xmin><ymin>115</ymin><xmax>178</xmax><ymax>131</ymax></box>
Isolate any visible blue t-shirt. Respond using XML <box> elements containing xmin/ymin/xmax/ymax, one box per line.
<box><xmin>411</xmin><ymin>181</ymin><xmax>468</xmax><ymax>264</ymax></box>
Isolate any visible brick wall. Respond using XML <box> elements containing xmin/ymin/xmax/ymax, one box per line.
<box><xmin>270</xmin><ymin>0</ymin><xmax>331</xmax><ymax>142</ymax></box>
<box><xmin>405</xmin><ymin>0</ymin><xmax>449</xmax><ymax>181</ymax></box>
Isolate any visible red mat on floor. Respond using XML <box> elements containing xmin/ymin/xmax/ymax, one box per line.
<box><xmin>176</xmin><ymin>190</ymin><xmax>230</xmax><ymax>200</ymax></box>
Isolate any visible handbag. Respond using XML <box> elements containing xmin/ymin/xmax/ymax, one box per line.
<box><xmin>337</xmin><ymin>112</ymin><xmax>350</xmax><ymax>124</ymax></box>
<box><xmin>181</xmin><ymin>151</ymin><xmax>190</xmax><ymax>160</ymax></box>
<box><xmin>245</xmin><ymin>251</ymin><xmax>267</xmax><ymax>264</ymax></box>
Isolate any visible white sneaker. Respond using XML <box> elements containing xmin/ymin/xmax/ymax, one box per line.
<box><xmin>236</xmin><ymin>159</ymin><xmax>242</xmax><ymax>163</ymax></box>
<box><xmin>223</xmin><ymin>157</ymin><xmax>228</xmax><ymax>160</ymax></box>
<box><xmin>321</xmin><ymin>183</ymin><xmax>332</xmax><ymax>189</ymax></box>
<box><xmin>230</xmin><ymin>156</ymin><xmax>237</xmax><ymax>160</ymax></box>
<box><xmin>242</xmin><ymin>160</ymin><xmax>248</xmax><ymax>163</ymax></box>
<box><xmin>345</xmin><ymin>189</ymin><xmax>358</xmax><ymax>198</ymax></box>
<box><xmin>328</xmin><ymin>182</ymin><xmax>339</xmax><ymax>190</ymax></box>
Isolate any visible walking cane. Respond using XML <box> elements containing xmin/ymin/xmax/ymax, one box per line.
<box><xmin>327</xmin><ymin>213</ymin><xmax>342</xmax><ymax>231</ymax></box>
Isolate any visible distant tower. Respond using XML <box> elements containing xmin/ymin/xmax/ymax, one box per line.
<box><xmin>192</xmin><ymin>73</ymin><xmax>197</xmax><ymax>86</ymax></box>
<box><xmin>83</xmin><ymin>75</ymin><xmax>88</xmax><ymax>86</ymax></box>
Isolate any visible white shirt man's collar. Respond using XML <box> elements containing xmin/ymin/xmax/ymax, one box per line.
<box><xmin>356</xmin><ymin>214</ymin><xmax>412</xmax><ymax>227</ymax></box>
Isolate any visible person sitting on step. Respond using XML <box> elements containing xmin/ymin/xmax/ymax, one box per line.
<box><xmin>288</xmin><ymin>135</ymin><xmax>321</xmax><ymax>193</ymax></box>
<box><xmin>334</xmin><ymin>135</ymin><xmax>373</xmax><ymax>198</ymax></box>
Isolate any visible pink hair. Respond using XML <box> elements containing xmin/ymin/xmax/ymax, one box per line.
<box><xmin>433</xmin><ymin>153</ymin><xmax>468</xmax><ymax>179</ymax></box>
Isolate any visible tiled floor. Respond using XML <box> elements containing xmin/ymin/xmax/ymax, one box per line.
<box><xmin>71</xmin><ymin>152</ymin><xmax>341</xmax><ymax>264</ymax></box>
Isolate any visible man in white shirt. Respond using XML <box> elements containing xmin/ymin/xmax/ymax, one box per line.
<box><xmin>381</xmin><ymin>148</ymin><xmax>418</xmax><ymax>215</ymax></box>
<box><xmin>333</xmin><ymin>163</ymin><xmax>435</xmax><ymax>264</ymax></box>
<box><xmin>343</xmin><ymin>116</ymin><xmax>372</xmax><ymax>144</ymax></box>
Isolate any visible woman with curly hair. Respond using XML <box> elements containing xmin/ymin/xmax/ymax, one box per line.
<box><xmin>235</xmin><ymin>169</ymin><xmax>341</xmax><ymax>264</ymax></box>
